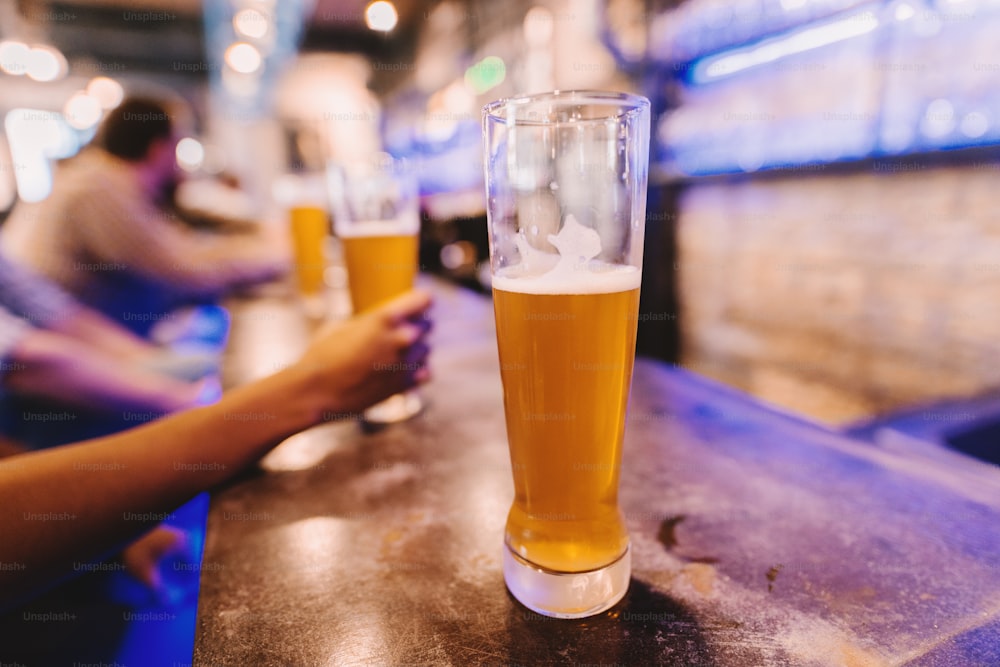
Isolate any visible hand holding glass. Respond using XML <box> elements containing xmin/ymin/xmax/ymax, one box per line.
<box><xmin>327</xmin><ymin>156</ymin><xmax>422</xmax><ymax>423</ymax></box>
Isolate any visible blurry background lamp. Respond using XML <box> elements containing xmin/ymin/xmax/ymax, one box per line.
<box><xmin>365</xmin><ymin>1</ymin><xmax>398</xmax><ymax>32</ymax></box>
<box><xmin>26</xmin><ymin>45</ymin><xmax>65</xmax><ymax>82</ymax></box>
<box><xmin>695</xmin><ymin>10</ymin><xmax>880</xmax><ymax>82</ymax></box>
<box><xmin>895</xmin><ymin>2</ymin><xmax>917</xmax><ymax>20</ymax></box>
<box><xmin>960</xmin><ymin>111</ymin><xmax>989</xmax><ymax>138</ymax></box>
<box><xmin>6</xmin><ymin>110</ymin><xmax>78</xmax><ymax>159</ymax></box>
<box><xmin>234</xmin><ymin>8</ymin><xmax>269</xmax><ymax>39</ymax></box>
<box><xmin>5</xmin><ymin>109</ymin><xmax>80</xmax><ymax>203</ymax></box>
<box><xmin>63</xmin><ymin>92</ymin><xmax>102</xmax><ymax>130</ymax></box>
<box><xmin>464</xmin><ymin>56</ymin><xmax>505</xmax><ymax>95</ymax></box>
<box><xmin>921</xmin><ymin>98</ymin><xmax>956</xmax><ymax>138</ymax></box>
<box><xmin>0</xmin><ymin>41</ymin><xmax>30</xmax><ymax>76</ymax></box>
<box><xmin>224</xmin><ymin>42</ymin><xmax>263</xmax><ymax>74</ymax></box>
<box><xmin>86</xmin><ymin>77</ymin><xmax>124</xmax><ymax>109</ymax></box>
<box><xmin>176</xmin><ymin>137</ymin><xmax>206</xmax><ymax>172</ymax></box>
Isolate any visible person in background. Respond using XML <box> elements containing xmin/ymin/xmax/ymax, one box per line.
<box><xmin>0</xmin><ymin>310</ymin><xmax>207</xmax><ymax>416</ymax></box>
<box><xmin>0</xmin><ymin>252</ymin><xmax>210</xmax><ymax>425</ymax></box>
<box><xmin>1</xmin><ymin>95</ymin><xmax>289</xmax><ymax>336</ymax></box>
<box><xmin>0</xmin><ymin>288</ymin><xmax>432</xmax><ymax>609</ymax></box>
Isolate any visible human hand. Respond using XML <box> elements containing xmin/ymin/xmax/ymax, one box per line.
<box><xmin>295</xmin><ymin>289</ymin><xmax>432</xmax><ymax>417</ymax></box>
<box><xmin>121</xmin><ymin>524</ymin><xmax>191</xmax><ymax>604</ymax></box>
<box><xmin>226</xmin><ymin>223</ymin><xmax>292</xmax><ymax>291</ymax></box>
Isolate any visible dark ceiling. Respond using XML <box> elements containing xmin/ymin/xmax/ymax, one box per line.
<box><xmin>12</xmin><ymin>0</ymin><xmax>437</xmax><ymax>79</ymax></box>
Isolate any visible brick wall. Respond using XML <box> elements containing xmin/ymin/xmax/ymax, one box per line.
<box><xmin>676</xmin><ymin>162</ymin><xmax>1000</xmax><ymax>424</ymax></box>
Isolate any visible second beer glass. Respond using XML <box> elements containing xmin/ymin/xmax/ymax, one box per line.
<box><xmin>482</xmin><ymin>91</ymin><xmax>651</xmax><ymax>618</ymax></box>
<box><xmin>327</xmin><ymin>155</ymin><xmax>422</xmax><ymax>423</ymax></box>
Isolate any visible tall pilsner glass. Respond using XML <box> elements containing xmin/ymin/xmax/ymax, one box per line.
<box><xmin>327</xmin><ymin>155</ymin><xmax>422</xmax><ymax>423</ymax></box>
<box><xmin>482</xmin><ymin>91</ymin><xmax>650</xmax><ymax>618</ymax></box>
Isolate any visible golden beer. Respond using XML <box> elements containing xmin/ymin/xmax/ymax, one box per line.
<box><xmin>493</xmin><ymin>270</ymin><xmax>640</xmax><ymax>573</ymax></box>
<box><xmin>289</xmin><ymin>205</ymin><xmax>328</xmax><ymax>296</ymax></box>
<box><xmin>341</xmin><ymin>231</ymin><xmax>419</xmax><ymax>313</ymax></box>
<box><xmin>484</xmin><ymin>90</ymin><xmax>649</xmax><ymax>617</ymax></box>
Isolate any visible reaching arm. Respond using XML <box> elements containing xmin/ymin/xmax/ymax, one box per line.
<box><xmin>48</xmin><ymin>305</ymin><xmax>166</xmax><ymax>362</ymax></box>
<box><xmin>73</xmin><ymin>169</ymin><xmax>289</xmax><ymax>299</ymax></box>
<box><xmin>0</xmin><ymin>251</ymin><xmax>160</xmax><ymax>360</ymax></box>
<box><xmin>0</xmin><ymin>289</ymin><xmax>432</xmax><ymax>607</ymax></box>
<box><xmin>4</xmin><ymin>329</ymin><xmax>203</xmax><ymax>413</ymax></box>
<box><xmin>0</xmin><ymin>436</ymin><xmax>28</xmax><ymax>459</ymax></box>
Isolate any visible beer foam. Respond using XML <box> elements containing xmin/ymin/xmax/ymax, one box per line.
<box><xmin>336</xmin><ymin>218</ymin><xmax>417</xmax><ymax>238</ymax></box>
<box><xmin>493</xmin><ymin>214</ymin><xmax>641</xmax><ymax>294</ymax></box>
<box><xmin>492</xmin><ymin>264</ymin><xmax>640</xmax><ymax>294</ymax></box>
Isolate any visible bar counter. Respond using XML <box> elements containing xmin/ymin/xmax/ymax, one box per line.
<box><xmin>195</xmin><ymin>278</ymin><xmax>1000</xmax><ymax>666</ymax></box>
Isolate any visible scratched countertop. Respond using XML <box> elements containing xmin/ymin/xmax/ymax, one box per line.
<box><xmin>195</xmin><ymin>278</ymin><xmax>1000</xmax><ymax>666</ymax></box>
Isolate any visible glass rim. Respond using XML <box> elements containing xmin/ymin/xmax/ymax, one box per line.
<box><xmin>482</xmin><ymin>90</ymin><xmax>650</xmax><ymax>126</ymax></box>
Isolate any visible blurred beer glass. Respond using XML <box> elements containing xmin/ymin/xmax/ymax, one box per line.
<box><xmin>327</xmin><ymin>154</ymin><xmax>422</xmax><ymax>423</ymax></box>
<box><xmin>282</xmin><ymin>174</ymin><xmax>330</xmax><ymax>317</ymax></box>
<box><xmin>482</xmin><ymin>91</ymin><xmax>650</xmax><ymax>618</ymax></box>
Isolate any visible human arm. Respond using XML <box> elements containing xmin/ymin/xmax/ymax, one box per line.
<box><xmin>4</xmin><ymin>329</ymin><xmax>203</xmax><ymax>413</ymax></box>
<box><xmin>73</xmin><ymin>168</ymin><xmax>289</xmax><ymax>299</ymax></box>
<box><xmin>0</xmin><ymin>436</ymin><xmax>28</xmax><ymax>459</ymax></box>
<box><xmin>48</xmin><ymin>305</ymin><xmax>167</xmax><ymax>362</ymax></box>
<box><xmin>0</xmin><ymin>288</ymin><xmax>432</xmax><ymax>607</ymax></box>
<box><xmin>0</xmin><ymin>251</ymin><xmax>164</xmax><ymax>360</ymax></box>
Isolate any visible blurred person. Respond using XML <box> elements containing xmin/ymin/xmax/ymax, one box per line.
<box><xmin>0</xmin><ymin>313</ymin><xmax>207</xmax><ymax>416</ymax></box>
<box><xmin>1</xmin><ymin>96</ymin><xmax>289</xmax><ymax>336</ymax></box>
<box><xmin>0</xmin><ymin>252</ymin><xmax>209</xmax><ymax>422</ymax></box>
<box><xmin>0</xmin><ymin>288</ymin><xmax>432</xmax><ymax>608</ymax></box>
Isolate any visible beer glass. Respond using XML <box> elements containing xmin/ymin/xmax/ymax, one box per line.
<box><xmin>281</xmin><ymin>174</ymin><xmax>329</xmax><ymax>317</ymax></box>
<box><xmin>327</xmin><ymin>154</ymin><xmax>422</xmax><ymax>423</ymax></box>
<box><xmin>289</xmin><ymin>205</ymin><xmax>328</xmax><ymax>296</ymax></box>
<box><xmin>482</xmin><ymin>91</ymin><xmax>650</xmax><ymax>618</ymax></box>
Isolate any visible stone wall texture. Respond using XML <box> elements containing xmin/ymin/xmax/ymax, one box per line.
<box><xmin>676</xmin><ymin>162</ymin><xmax>1000</xmax><ymax>424</ymax></box>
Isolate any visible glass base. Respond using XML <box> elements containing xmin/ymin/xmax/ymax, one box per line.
<box><xmin>363</xmin><ymin>390</ymin><xmax>422</xmax><ymax>424</ymax></box>
<box><xmin>503</xmin><ymin>544</ymin><xmax>630</xmax><ymax>619</ymax></box>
